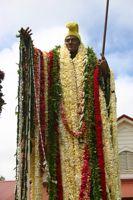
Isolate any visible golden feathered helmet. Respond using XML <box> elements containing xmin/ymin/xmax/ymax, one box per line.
<box><xmin>65</xmin><ymin>22</ymin><xmax>81</xmax><ymax>41</ymax></box>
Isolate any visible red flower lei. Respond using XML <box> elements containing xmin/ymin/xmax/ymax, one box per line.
<box><xmin>94</xmin><ymin>66</ymin><xmax>107</xmax><ymax>200</ymax></box>
<box><xmin>79</xmin><ymin>144</ymin><xmax>91</xmax><ymax>200</ymax></box>
<box><xmin>33</xmin><ymin>48</ymin><xmax>46</xmax><ymax>170</ymax></box>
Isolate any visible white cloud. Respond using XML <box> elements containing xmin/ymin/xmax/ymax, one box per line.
<box><xmin>0</xmin><ymin>43</ymin><xmax>19</xmax><ymax>180</ymax></box>
<box><xmin>116</xmin><ymin>75</ymin><xmax>133</xmax><ymax>118</ymax></box>
<box><xmin>110</xmin><ymin>0</ymin><xmax>133</xmax><ymax>30</ymax></box>
<box><xmin>3</xmin><ymin>0</ymin><xmax>132</xmax><ymax>44</ymax></box>
<box><xmin>107</xmin><ymin>50</ymin><xmax>133</xmax><ymax>77</ymax></box>
<box><xmin>0</xmin><ymin>0</ymin><xmax>94</xmax><ymax>42</ymax></box>
<box><xmin>33</xmin><ymin>27</ymin><xmax>66</xmax><ymax>51</ymax></box>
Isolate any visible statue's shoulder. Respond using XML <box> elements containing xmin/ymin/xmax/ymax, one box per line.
<box><xmin>86</xmin><ymin>46</ymin><xmax>97</xmax><ymax>57</ymax></box>
<box><xmin>53</xmin><ymin>45</ymin><xmax>61</xmax><ymax>53</ymax></box>
<box><xmin>86</xmin><ymin>46</ymin><xmax>98</xmax><ymax>65</ymax></box>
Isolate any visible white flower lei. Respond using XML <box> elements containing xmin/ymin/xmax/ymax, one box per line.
<box><xmin>59</xmin><ymin>43</ymin><xmax>87</xmax><ymax>132</ymax></box>
<box><xmin>59</xmin><ymin>43</ymin><xmax>87</xmax><ymax>199</ymax></box>
<box><xmin>99</xmin><ymin>70</ymin><xmax>121</xmax><ymax>199</ymax></box>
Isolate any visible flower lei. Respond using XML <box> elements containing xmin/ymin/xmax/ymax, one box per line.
<box><xmin>79</xmin><ymin>144</ymin><xmax>91</xmax><ymax>199</ymax></box>
<box><xmin>83</xmin><ymin>47</ymin><xmax>104</xmax><ymax>199</ymax></box>
<box><xmin>16</xmin><ymin>36</ymin><xmax>35</xmax><ymax>199</ymax></box>
<box><xmin>99</xmin><ymin>70</ymin><xmax>121</xmax><ymax>199</ymax></box>
<box><xmin>46</xmin><ymin>46</ymin><xmax>63</xmax><ymax>200</ymax></box>
<box><xmin>59</xmin><ymin>44</ymin><xmax>107</xmax><ymax>199</ymax></box>
<box><xmin>60</xmin><ymin>43</ymin><xmax>87</xmax><ymax>137</ymax></box>
<box><xmin>16</xmin><ymin>35</ymin><xmax>46</xmax><ymax>200</ymax></box>
<box><xmin>60</xmin><ymin>99</ymin><xmax>86</xmax><ymax>137</ymax></box>
<box><xmin>94</xmin><ymin>66</ymin><xmax>107</xmax><ymax>200</ymax></box>
<box><xmin>33</xmin><ymin>48</ymin><xmax>46</xmax><ymax>172</ymax></box>
<box><xmin>16</xmin><ymin>32</ymin><xmax>120</xmax><ymax>199</ymax></box>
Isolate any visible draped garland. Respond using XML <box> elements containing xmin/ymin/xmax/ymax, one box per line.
<box><xmin>83</xmin><ymin>47</ymin><xmax>102</xmax><ymax>199</ymax></box>
<box><xmin>94</xmin><ymin>67</ymin><xmax>107</xmax><ymax>199</ymax></box>
<box><xmin>79</xmin><ymin>144</ymin><xmax>91</xmax><ymax>199</ymax></box>
<box><xmin>16</xmin><ymin>35</ymin><xmax>34</xmax><ymax>199</ymax></box>
<box><xmin>16</xmin><ymin>32</ymin><xmax>120</xmax><ymax>199</ymax></box>
<box><xmin>16</xmin><ymin>34</ymin><xmax>45</xmax><ymax>200</ymax></box>
<box><xmin>99</xmin><ymin>71</ymin><xmax>121</xmax><ymax>200</ymax></box>
<box><xmin>58</xmin><ymin>44</ymin><xmax>108</xmax><ymax>199</ymax></box>
<box><xmin>46</xmin><ymin>46</ymin><xmax>63</xmax><ymax>200</ymax></box>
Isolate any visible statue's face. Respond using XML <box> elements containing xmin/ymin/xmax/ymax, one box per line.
<box><xmin>65</xmin><ymin>35</ymin><xmax>80</xmax><ymax>54</ymax></box>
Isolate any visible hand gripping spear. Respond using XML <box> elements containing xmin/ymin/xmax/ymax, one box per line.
<box><xmin>101</xmin><ymin>0</ymin><xmax>110</xmax><ymax>58</ymax></box>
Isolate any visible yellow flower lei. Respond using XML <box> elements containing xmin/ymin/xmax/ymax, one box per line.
<box><xmin>60</xmin><ymin>43</ymin><xmax>87</xmax><ymax>132</ymax></box>
<box><xmin>59</xmin><ymin>43</ymin><xmax>87</xmax><ymax>199</ymax></box>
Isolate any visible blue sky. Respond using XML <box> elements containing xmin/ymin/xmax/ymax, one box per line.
<box><xmin>0</xmin><ymin>0</ymin><xmax>133</xmax><ymax>180</ymax></box>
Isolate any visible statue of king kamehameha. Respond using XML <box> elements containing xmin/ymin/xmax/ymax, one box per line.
<box><xmin>15</xmin><ymin>22</ymin><xmax>121</xmax><ymax>200</ymax></box>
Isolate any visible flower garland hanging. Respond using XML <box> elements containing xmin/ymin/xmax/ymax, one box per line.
<box><xmin>83</xmin><ymin>47</ymin><xmax>102</xmax><ymax>199</ymax></box>
<box><xmin>79</xmin><ymin>144</ymin><xmax>91</xmax><ymax>200</ymax></box>
<box><xmin>94</xmin><ymin>66</ymin><xmax>107</xmax><ymax>200</ymax></box>
<box><xmin>16</xmin><ymin>34</ymin><xmax>35</xmax><ymax>200</ymax></box>
<box><xmin>16</xmin><ymin>29</ymin><xmax>119</xmax><ymax>199</ymax></box>
<box><xmin>61</xmin><ymin>101</ymin><xmax>86</xmax><ymax>137</ymax></box>
<box><xmin>59</xmin><ymin>44</ymin><xmax>107</xmax><ymax>199</ymax></box>
<box><xmin>99</xmin><ymin>70</ymin><xmax>121</xmax><ymax>199</ymax></box>
<box><xmin>59</xmin><ymin>43</ymin><xmax>89</xmax><ymax>199</ymax></box>
<box><xmin>33</xmin><ymin>48</ymin><xmax>46</xmax><ymax>172</ymax></box>
<box><xmin>60</xmin><ymin>43</ymin><xmax>87</xmax><ymax>138</ymax></box>
<box><xmin>46</xmin><ymin>46</ymin><xmax>63</xmax><ymax>200</ymax></box>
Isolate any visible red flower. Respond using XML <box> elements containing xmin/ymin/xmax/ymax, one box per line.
<box><xmin>94</xmin><ymin>67</ymin><xmax>107</xmax><ymax>200</ymax></box>
<box><xmin>79</xmin><ymin>144</ymin><xmax>91</xmax><ymax>200</ymax></box>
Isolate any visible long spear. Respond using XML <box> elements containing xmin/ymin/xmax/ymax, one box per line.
<box><xmin>101</xmin><ymin>0</ymin><xmax>110</xmax><ymax>58</ymax></box>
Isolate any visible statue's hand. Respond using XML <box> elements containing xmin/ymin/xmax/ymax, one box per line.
<box><xmin>17</xmin><ymin>27</ymin><xmax>32</xmax><ymax>47</ymax></box>
<box><xmin>97</xmin><ymin>56</ymin><xmax>110</xmax><ymax>79</ymax></box>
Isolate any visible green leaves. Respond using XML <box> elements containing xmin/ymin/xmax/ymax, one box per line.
<box><xmin>83</xmin><ymin>47</ymin><xmax>102</xmax><ymax>199</ymax></box>
<box><xmin>47</xmin><ymin>46</ymin><xmax>61</xmax><ymax>199</ymax></box>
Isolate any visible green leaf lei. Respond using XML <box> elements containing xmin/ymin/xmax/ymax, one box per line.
<box><xmin>46</xmin><ymin>46</ymin><xmax>61</xmax><ymax>199</ymax></box>
<box><xmin>16</xmin><ymin>33</ymin><xmax>34</xmax><ymax>199</ymax></box>
<box><xmin>84</xmin><ymin>47</ymin><xmax>102</xmax><ymax>199</ymax></box>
